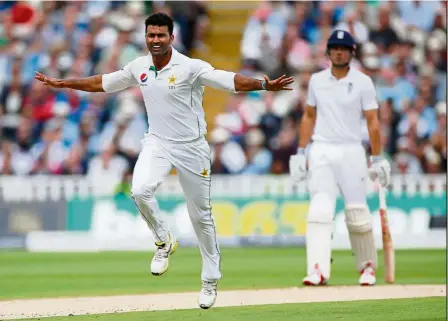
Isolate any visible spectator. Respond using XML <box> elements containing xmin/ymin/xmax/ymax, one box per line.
<box><xmin>397</xmin><ymin>1</ymin><xmax>442</xmax><ymax>32</ymax></box>
<box><xmin>369</xmin><ymin>5</ymin><xmax>400</xmax><ymax>52</ymax></box>
<box><xmin>306</xmin><ymin>2</ymin><xmax>334</xmax><ymax>45</ymax></box>
<box><xmin>9</xmin><ymin>117</ymin><xmax>35</xmax><ymax>175</ymax></box>
<box><xmin>209</xmin><ymin>127</ymin><xmax>246</xmax><ymax>175</ymax></box>
<box><xmin>87</xmin><ymin>143</ymin><xmax>129</xmax><ymax>187</ymax></box>
<box><xmin>377</xmin><ymin>68</ymin><xmax>416</xmax><ymax>112</ymax></box>
<box><xmin>0</xmin><ymin>58</ymin><xmax>28</xmax><ymax>139</ymax></box>
<box><xmin>269</xmin><ymin>116</ymin><xmax>298</xmax><ymax>174</ymax></box>
<box><xmin>29</xmin><ymin>118</ymin><xmax>70</xmax><ymax>175</ymax></box>
<box><xmin>241</xmin><ymin>128</ymin><xmax>272</xmax><ymax>174</ymax></box>
<box><xmin>397</xmin><ymin>95</ymin><xmax>437</xmax><ymax>140</ymax></box>
<box><xmin>391</xmin><ymin>136</ymin><xmax>423</xmax><ymax>174</ymax></box>
<box><xmin>241</xmin><ymin>2</ymin><xmax>286</xmax><ymax>64</ymax></box>
<box><xmin>163</xmin><ymin>1</ymin><xmax>210</xmax><ymax>53</ymax></box>
<box><xmin>98</xmin><ymin>97</ymin><xmax>147</xmax><ymax>168</ymax></box>
<box><xmin>335</xmin><ymin>8</ymin><xmax>369</xmax><ymax>44</ymax></box>
<box><xmin>61</xmin><ymin>143</ymin><xmax>86</xmax><ymax>175</ymax></box>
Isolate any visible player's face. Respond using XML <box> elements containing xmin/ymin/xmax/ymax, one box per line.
<box><xmin>146</xmin><ymin>25</ymin><xmax>174</xmax><ymax>56</ymax></box>
<box><xmin>328</xmin><ymin>45</ymin><xmax>352</xmax><ymax>68</ymax></box>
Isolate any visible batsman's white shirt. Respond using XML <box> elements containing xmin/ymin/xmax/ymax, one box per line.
<box><xmin>101</xmin><ymin>48</ymin><xmax>236</xmax><ymax>282</ymax></box>
<box><xmin>307</xmin><ymin>68</ymin><xmax>378</xmax><ymax>143</ymax></box>
<box><xmin>102</xmin><ymin>47</ymin><xmax>236</xmax><ymax>142</ymax></box>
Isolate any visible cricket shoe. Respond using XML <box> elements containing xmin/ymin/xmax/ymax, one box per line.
<box><xmin>198</xmin><ymin>280</ymin><xmax>218</xmax><ymax>309</ymax></box>
<box><xmin>151</xmin><ymin>232</ymin><xmax>178</xmax><ymax>276</ymax></box>
<box><xmin>359</xmin><ymin>261</ymin><xmax>376</xmax><ymax>286</ymax></box>
<box><xmin>303</xmin><ymin>264</ymin><xmax>328</xmax><ymax>286</ymax></box>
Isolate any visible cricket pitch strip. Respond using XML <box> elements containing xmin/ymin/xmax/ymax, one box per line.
<box><xmin>0</xmin><ymin>285</ymin><xmax>445</xmax><ymax>320</ymax></box>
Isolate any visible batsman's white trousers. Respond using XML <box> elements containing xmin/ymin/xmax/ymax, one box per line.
<box><xmin>131</xmin><ymin>133</ymin><xmax>221</xmax><ymax>282</ymax></box>
<box><xmin>308</xmin><ymin>142</ymin><xmax>368</xmax><ymax>204</ymax></box>
<box><xmin>305</xmin><ymin>141</ymin><xmax>370</xmax><ymax>278</ymax></box>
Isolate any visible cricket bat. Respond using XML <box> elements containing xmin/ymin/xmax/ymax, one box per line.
<box><xmin>378</xmin><ymin>184</ymin><xmax>395</xmax><ymax>283</ymax></box>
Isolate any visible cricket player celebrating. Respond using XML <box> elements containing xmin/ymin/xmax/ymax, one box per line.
<box><xmin>289</xmin><ymin>30</ymin><xmax>391</xmax><ymax>286</ymax></box>
<box><xmin>35</xmin><ymin>13</ymin><xmax>294</xmax><ymax>309</ymax></box>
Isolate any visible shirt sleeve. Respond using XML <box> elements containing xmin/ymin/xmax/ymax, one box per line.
<box><xmin>102</xmin><ymin>61</ymin><xmax>138</xmax><ymax>93</ymax></box>
<box><xmin>361</xmin><ymin>77</ymin><xmax>379</xmax><ymax>111</ymax></box>
<box><xmin>191</xmin><ymin>59</ymin><xmax>236</xmax><ymax>93</ymax></box>
<box><xmin>306</xmin><ymin>75</ymin><xmax>317</xmax><ymax>107</ymax></box>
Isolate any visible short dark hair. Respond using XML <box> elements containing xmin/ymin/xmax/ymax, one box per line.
<box><xmin>145</xmin><ymin>13</ymin><xmax>174</xmax><ymax>36</ymax></box>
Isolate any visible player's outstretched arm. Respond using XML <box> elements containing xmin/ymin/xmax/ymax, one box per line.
<box><xmin>34</xmin><ymin>71</ymin><xmax>105</xmax><ymax>92</ymax></box>
<box><xmin>194</xmin><ymin>61</ymin><xmax>294</xmax><ymax>92</ymax></box>
<box><xmin>234</xmin><ymin>74</ymin><xmax>294</xmax><ymax>92</ymax></box>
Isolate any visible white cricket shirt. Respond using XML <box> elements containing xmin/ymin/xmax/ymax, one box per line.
<box><xmin>102</xmin><ymin>47</ymin><xmax>236</xmax><ymax>142</ymax></box>
<box><xmin>307</xmin><ymin>68</ymin><xmax>378</xmax><ymax>143</ymax></box>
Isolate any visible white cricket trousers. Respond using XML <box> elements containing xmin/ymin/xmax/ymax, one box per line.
<box><xmin>308</xmin><ymin>142</ymin><xmax>368</xmax><ymax>204</ymax></box>
<box><xmin>131</xmin><ymin>133</ymin><xmax>221</xmax><ymax>282</ymax></box>
<box><xmin>305</xmin><ymin>141</ymin><xmax>369</xmax><ymax>278</ymax></box>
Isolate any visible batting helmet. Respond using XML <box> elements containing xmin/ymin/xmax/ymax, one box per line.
<box><xmin>327</xmin><ymin>30</ymin><xmax>356</xmax><ymax>51</ymax></box>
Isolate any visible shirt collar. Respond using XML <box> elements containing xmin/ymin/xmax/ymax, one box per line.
<box><xmin>327</xmin><ymin>67</ymin><xmax>353</xmax><ymax>82</ymax></box>
<box><xmin>148</xmin><ymin>46</ymin><xmax>181</xmax><ymax>71</ymax></box>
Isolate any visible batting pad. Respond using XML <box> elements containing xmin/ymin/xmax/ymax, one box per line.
<box><xmin>345</xmin><ymin>206</ymin><xmax>378</xmax><ymax>272</ymax></box>
<box><xmin>306</xmin><ymin>193</ymin><xmax>335</xmax><ymax>278</ymax></box>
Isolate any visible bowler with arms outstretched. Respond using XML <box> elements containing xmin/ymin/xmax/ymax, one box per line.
<box><xmin>35</xmin><ymin>13</ymin><xmax>294</xmax><ymax>309</ymax></box>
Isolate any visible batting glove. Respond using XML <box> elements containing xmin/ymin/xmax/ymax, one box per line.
<box><xmin>289</xmin><ymin>148</ymin><xmax>307</xmax><ymax>183</ymax></box>
<box><xmin>368</xmin><ymin>155</ymin><xmax>391</xmax><ymax>187</ymax></box>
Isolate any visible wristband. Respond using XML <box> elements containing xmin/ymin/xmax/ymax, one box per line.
<box><xmin>261</xmin><ymin>80</ymin><xmax>267</xmax><ymax>91</ymax></box>
<box><xmin>370</xmin><ymin>155</ymin><xmax>383</xmax><ymax>162</ymax></box>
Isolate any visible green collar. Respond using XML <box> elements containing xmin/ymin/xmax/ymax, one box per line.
<box><xmin>149</xmin><ymin>65</ymin><xmax>157</xmax><ymax>77</ymax></box>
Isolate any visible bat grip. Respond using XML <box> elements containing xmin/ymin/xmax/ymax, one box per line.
<box><xmin>378</xmin><ymin>184</ymin><xmax>387</xmax><ymax>210</ymax></box>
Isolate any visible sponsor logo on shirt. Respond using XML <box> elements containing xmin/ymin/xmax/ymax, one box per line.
<box><xmin>140</xmin><ymin>73</ymin><xmax>148</xmax><ymax>86</ymax></box>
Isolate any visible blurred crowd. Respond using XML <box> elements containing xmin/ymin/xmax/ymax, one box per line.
<box><xmin>211</xmin><ymin>0</ymin><xmax>447</xmax><ymax>175</ymax></box>
<box><xmin>0</xmin><ymin>0</ymin><xmax>209</xmax><ymax>182</ymax></box>
<box><xmin>0</xmin><ymin>1</ymin><xmax>446</xmax><ymax>182</ymax></box>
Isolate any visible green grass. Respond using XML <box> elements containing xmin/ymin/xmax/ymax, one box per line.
<box><xmin>0</xmin><ymin>248</ymin><xmax>445</xmax><ymax>300</ymax></box>
<box><xmin>17</xmin><ymin>297</ymin><xmax>447</xmax><ymax>321</ymax></box>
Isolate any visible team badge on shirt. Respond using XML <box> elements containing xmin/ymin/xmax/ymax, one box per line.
<box><xmin>140</xmin><ymin>73</ymin><xmax>148</xmax><ymax>86</ymax></box>
<box><xmin>348</xmin><ymin>83</ymin><xmax>353</xmax><ymax>94</ymax></box>
<box><xmin>168</xmin><ymin>75</ymin><xmax>176</xmax><ymax>89</ymax></box>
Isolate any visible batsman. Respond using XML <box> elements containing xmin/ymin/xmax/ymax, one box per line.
<box><xmin>289</xmin><ymin>30</ymin><xmax>391</xmax><ymax>286</ymax></box>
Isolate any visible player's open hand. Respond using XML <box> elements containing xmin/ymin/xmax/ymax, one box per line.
<box><xmin>34</xmin><ymin>71</ymin><xmax>65</xmax><ymax>88</ymax></box>
<box><xmin>264</xmin><ymin>74</ymin><xmax>294</xmax><ymax>91</ymax></box>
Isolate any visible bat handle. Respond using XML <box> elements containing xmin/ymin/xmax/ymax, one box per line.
<box><xmin>378</xmin><ymin>183</ymin><xmax>387</xmax><ymax>210</ymax></box>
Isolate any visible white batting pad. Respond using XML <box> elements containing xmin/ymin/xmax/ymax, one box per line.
<box><xmin>345</xmin><ymin>206</ymin><xmax>378</xmax><ymax>271</ymax></box>
<box><xmin>306</xmin><ymin>193</ymin><xmax>336</xmax><ymax>279</ymax></box>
